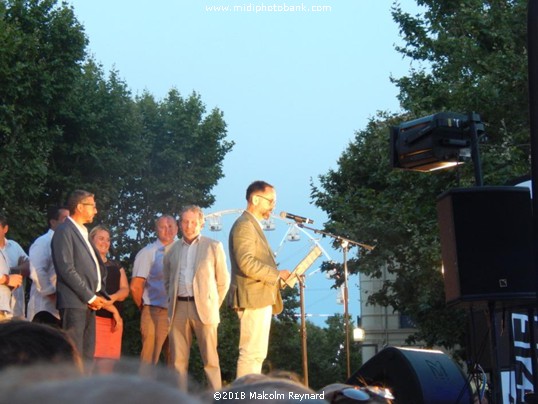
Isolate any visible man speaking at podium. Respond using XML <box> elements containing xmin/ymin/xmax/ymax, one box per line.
<box><xmin>228</xmin><ymin>180</ymin><xmax>290</xmax><ymax>378</ymax></box>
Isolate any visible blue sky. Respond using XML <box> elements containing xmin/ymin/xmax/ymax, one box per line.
<box><xmin>67</xmin><ymin>0</ymin><xmax>419</xmax><ymax>326</ymax></box>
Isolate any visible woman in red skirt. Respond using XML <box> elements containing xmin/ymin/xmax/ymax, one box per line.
<box><xmin>90</xmin><ymin>225</ymin><xmax>129</xmax><ymax>373</ymax></box>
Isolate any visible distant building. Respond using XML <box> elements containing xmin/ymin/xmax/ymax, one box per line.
<box><xmin>358</xmin><ymin>264</ymin><xmax>418</xmax><ymax>364</ymax></box>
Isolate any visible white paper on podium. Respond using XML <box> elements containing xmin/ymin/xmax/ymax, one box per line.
<box><xmin>281</xmin><ymin>245</ymin><xmax>323</xmax><ymax>289</ymax></box>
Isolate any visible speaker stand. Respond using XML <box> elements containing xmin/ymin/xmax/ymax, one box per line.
<box><xmin>487</xmin><ymin>301</ymin><xmax>503</xmax><ymax>404</ymax></box>
<box><xmin>466</xmin><ymin>308</ymin><xmax>490</xmax><ymax>403</ymax></box>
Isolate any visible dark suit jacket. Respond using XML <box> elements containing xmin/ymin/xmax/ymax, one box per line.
<box><xmin>51</xmin><ymin>218</ymin><xmax>106</xmax><ymax>309</ymax></box>
<box><xmin>228</xmin><ymin>211</ymin><xmax>283</xmax><ymax>314</ymax></box>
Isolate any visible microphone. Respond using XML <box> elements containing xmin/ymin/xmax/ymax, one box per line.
<box><xmin>279</xmin><ymin>211</ymin><xmax>314</xmax><ymax>224</ymax></box>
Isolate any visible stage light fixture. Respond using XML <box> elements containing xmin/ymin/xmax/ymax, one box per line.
<box><xmin>391</xmin><ymin>112</ymin><xmax>484</xmax><ymax>173</ymax></box>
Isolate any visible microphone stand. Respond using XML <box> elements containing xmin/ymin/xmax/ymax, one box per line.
<box><xmin>298</xmin><ymin>274</ymin><xmax>308</xmax><ymax>387</ymax></box>
<box><xmin>297</xmin><ymin>222</ymin><xmax>374</xmax><ymax>379</ymax></box>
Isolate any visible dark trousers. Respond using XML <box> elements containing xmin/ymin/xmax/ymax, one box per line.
<box><xmin>60</xmin><ymin>308</ymin><xmax>96</xmax><ymax>362</ymax></box>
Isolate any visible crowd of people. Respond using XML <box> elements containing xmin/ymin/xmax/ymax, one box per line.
<box><xmin>0</xmin><ymin>180</ymin><xmax>397</xmax><ymax>403</ymax></box>
<box><xmin>0</xmin><ymin>181</ymin><xmax>291</xmax><ymax>384</ymax></box>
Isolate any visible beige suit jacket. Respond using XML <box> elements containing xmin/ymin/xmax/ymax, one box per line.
<box><xmin>228</xmin><ymin>211</ymin><xmax>283</xmax><ymax>314</ymax></box>
<box><xmin>164</xmin><ymin>236</ymin><xmax>230</xmax><ymax>325</ymax></box>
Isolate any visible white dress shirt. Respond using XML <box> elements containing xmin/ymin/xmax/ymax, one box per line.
<box><xmin>67</xmin><ymin>217</ymin><xmax>101</xmax><ymax>298</ymax></box>
<box><xmin>177</xmin><ymin>237</ymin><xmax>199</xmax><ymax>297</ymax></box>
<box><xmin>27</xmin><ymin>229</ymin><xmax>59</xmax><ymax>320</ymax></box>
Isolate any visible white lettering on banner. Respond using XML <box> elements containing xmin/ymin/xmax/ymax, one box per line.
<box><xmin>511</xmin><ymin>313</ymin><xmax>538</xmax><ymax>403</ymax></box>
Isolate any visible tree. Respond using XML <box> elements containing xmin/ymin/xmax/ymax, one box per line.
<box><xmin>47</xmin><ymin>59</ymin><xmax>234</xmax><ymax>261</ymax></box>
<box><xmin>0</xmin><ymin>0</ymin><xmax>86</xmax><ymax>244</ymax></box>
<box><xmin>1</xmin><ymin>0</ymin><xmax>235</xmax><ymax>256</ymax></box>
<box><xmin>121</xmin><ymin>89</ymin><xmax>233</xmax><ymax>253</ymax></box>
<box><xmin>1</xmin><ymin>0</ymin><xmax>234</xmax><ymax>359</ymax></box>
<box><xmin>46</xmin><ymin>59</ymin><xmax>144</xmax><ymax>216</ymax></box>
<box><xmin>306</xmin><ymin>315</ymin><xmax>361</xmax><ymax>390</ymax></box>
<box><xmin>312</xmin><ymin>0</ymin><xmax>532</xmax><ymax>351</ymax></box>
<box><xmin>313</xmin><ymin>113</ymin><xmax>468</xmax><ymax>349</ymax></box>
<box><xmin>392</xmin><ymin>0</ymin><xmax>530</xmax><ymax>183</ymax></box>
<box><xmin>390</xmin><ymin>0</ymin><xmax>531</xmax><ymax>344</ymax></box>
<box><xmin>269</xmin><ymin>287</ymin><xmax>362</xmax><ymax>389</ymax></box>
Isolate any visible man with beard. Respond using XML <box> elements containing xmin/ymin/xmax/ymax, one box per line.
<box><xmin>228</xmin><ymin>180</ymin><xmax>290</xmax><ymax>378</ymax></box>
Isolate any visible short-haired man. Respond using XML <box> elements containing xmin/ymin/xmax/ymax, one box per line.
<box><xmin>0</xmin><ymin>214</ymin><xmax>29</xmax><ymax>319</ymax></box>
<box><xmin>228</xmin><ymin>180</ymin><xmax>290</xmax><ymax>378</ymax></box>
<box><xmin>52</xmin><ymin>190</ymin><xmax>108</xmax><ymax>364</ymax></box>
<box><xmin>164</xmin><ymin>205</ymin><xmax>230</xmax><ymax>390</ymax></box>
<box><xmin>27</xmin><ymin>206</ymin><xmax>70</xmax><ymax>325</ymax></box>
<box><xmin>130</xmin><ymin>215</ymin><xmax>178</xmax><ymax>365</ymax></box>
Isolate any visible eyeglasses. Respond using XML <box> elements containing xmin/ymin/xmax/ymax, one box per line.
<box><xmin>255</xmin><ymin>194</ymin><xmax>276</xmax><ymax>205</ymax></box>
<box><xmin>81</xmin><ymin>203</ymin><xmax>97</xmax><ymax>208</ymax></box>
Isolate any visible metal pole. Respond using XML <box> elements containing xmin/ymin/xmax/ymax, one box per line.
<box><xmin>488</xmin><ymin>302</ymin><xmax>503</xmax><ymax>404</ymax></box>
<box><xmin>468</xmin><ymin>112</ymin><xmax>484</xmax><ymax>187</ymax></box>
<box><xmin>528</xmin><ymin>0</ymin><xmax>538</xmax><ymax>392</ymax></box>
<box><xmin>530</xmin><ymin>0</ymin><xmax>538</xmax><ymax>206</ymax></box>
<box><xmin>298</xmin><ymin>275</ymin><xmax>309</xmax><ymax>387</ymax></box>
<box><xmin>343</xmin><ymin>242</ymin><xmax>351</xmax><ymax>379</ymax></box>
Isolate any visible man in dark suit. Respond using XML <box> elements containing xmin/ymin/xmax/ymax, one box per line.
<box><xmin>52</xmin><ymin>190</ymin><xmax>108</xmax><ymax>365</ymax></box>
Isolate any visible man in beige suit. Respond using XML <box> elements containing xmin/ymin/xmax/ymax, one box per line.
<box><xmin>228</xmin><ymin>180</ymin><xmax>290</xmax><ymax>378</ymax></box>
<box><xmin>163</xmin><ymin>205</ymin><xmax>229</xmax><ymax>390</ymax></box>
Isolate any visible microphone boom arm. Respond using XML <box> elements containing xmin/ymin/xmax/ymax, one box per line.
<box><xmin>296</xmin><ymin>223</ymin><xmax>375</xmax><ymax>251</ymax></box>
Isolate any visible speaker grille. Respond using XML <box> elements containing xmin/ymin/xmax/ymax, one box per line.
<box><xmin>437</xmin><ymin>187</ymin><xmax>536</xmax><ymax>306</ymax></box>
<box><xmin>347</xmin><ymin>346</ymin><xmax>472</xmax><ymax>404</ymax></box>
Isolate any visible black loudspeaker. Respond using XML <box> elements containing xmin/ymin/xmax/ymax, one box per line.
<box><xmin>347</xmin><ymin>346</ymin><xmax>472</xmax><ymax>404</ymax></box>
<box><xmin>437</xmin><ymin>186</ymin><xmax>536</xmax><ymax>306</ymax></box>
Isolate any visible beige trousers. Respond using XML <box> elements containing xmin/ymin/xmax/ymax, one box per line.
<box><xmin>236</xmin><ymin>305</ymin><xmax>273</xmax><ymax>379</ymax></box>
<box><xmin>140</xmin><ymin>305</ymin><xmax>169</xmax><ymax>365</ymax></box>
<box><xmin>169</xmin><ymin>300</ymin><xmax>221</xmax><ymax>390</ymax></box>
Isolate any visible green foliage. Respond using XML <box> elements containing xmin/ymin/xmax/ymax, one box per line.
<box><xmin>306</xmin><ymin>314</ymin><xmax>361</xmax><ymax>390</ymax></box>
<box><xmin>266</xmin><ymin>315</ymin><xmax>302</xmax><ymax>376</ymax></box>
<box><xmin>265</xmin><ymin>313</ymin><xmax>361</xmax><ymax>391</ymax></box>
<box><xmin>121</xmin><ymin>89</ymin><xmax>233</xmax><ymax>251</ymax></box>
<box><xmin>0</xmin><ymin>0</ymin><xmax>86</xmax><ymax>241</ymax></box>
<box><xmin>0</xmin><ymin>0</ymin><xmax>234</xmax><ymax>255</ymax></box>
<box><xmin>0</xmin><ymin>0</ymin><xmax>234</xmax><ymax>366</ymax></box>
<box><xmin>313</xmin><ymin>113</ymin><xmax>469</xmax><ymax>349</ymax></box>
<box><xmin>120</xmin><ymin>297</ymin><xmax>142</xmax><ymax>358</ymax></box>
<box><xmin>7</xmin><ymin>0</ymin><xmax>532</xmax><ymax>384</ymax></box>
<box><xmin>392</xmin><ymin>0</ymin><xmax>530</xmax><ymax>177</ymax></box>
<box><xmin>312</xmin><ymin>0</ymin><xmax>531</xmax><ymax>351</ymax></box>
<box><xmin>217</xmin><ymin>306</ymin><xmax>240</xmax><ymax>385</ymax></box>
